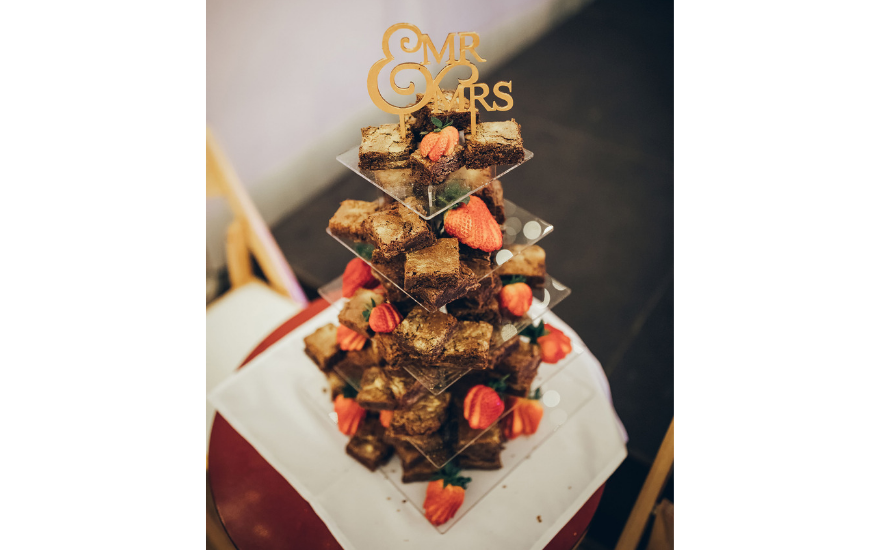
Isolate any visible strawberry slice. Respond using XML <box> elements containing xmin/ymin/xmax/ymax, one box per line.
<box><xmin>499</xmin><ymin>281</ymin><xmax>532</xmax><ymax>317</ymax></box>
<box><xmin>334</xmin><ymin>393</ymin><xmax>366</xmax><ymax>436</ymax></box>
<box><xmin>537</xmin><ymin>323</ymin><xmax>572</xmax><ymax>364</ymax></box>
<box><xmin>342</xmin><ymin>258</ymin><xmax>378</xmax><ymax>298</ymax></box>
<box><xmin>423</xmin><ymin>464</ymin><xmax>471</xmax><ymax>526</ymax></box>
<box><xmin>336</xmin><ymin>324</ymin><xmax>367</xmax><ymax>351</ymax></box>
<box><xmin>462</xmin><ymin>384</ymin><xmax>505</xmax><ymax>430</ymax></box>
<box><xmin>502</xmin><ymin>390</ymin><xmax>544</xmax><ymax>440</ymax></box>
<box><xmin>443</xmin><ymin>196</ymin><xmax>502</xmax><ymax>252</ymax></box>
<box><xmin>368</xmin><ymin>303</ymin><xmax>403</xmax><ymax>333</ymax></box>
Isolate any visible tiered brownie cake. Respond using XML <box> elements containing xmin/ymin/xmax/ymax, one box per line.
<box><xmin>304</xmin><ymin>87</ymin><xmax>575</xmax><ymax>528</ymax></box>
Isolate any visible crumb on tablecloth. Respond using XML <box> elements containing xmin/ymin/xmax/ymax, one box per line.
<box><xmin>537</xmin><ymin>515</ymin><xmax>542</xmax><ymax>523</ymax></box>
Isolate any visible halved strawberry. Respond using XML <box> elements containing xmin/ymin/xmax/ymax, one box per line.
<box><xmin>334</xmin><ymin>393</ymin><xmax>366</xmax><ymax>436</ymax></box>
<box><xmin>499</xmin><ymin>279</ymin><xmax>532</xmax><ymax>317</ymax></box>
<box><xmin>368</xmin><ymin>303</ymin><xmax>403</xmax><ymax>333</ymax></box>
<box><xmin>503</xmin><ymin>389</ymin><xmax>544</xmax><ymax>440</ymax></box>
<box><xmin>419</xmin><ymin>117</ymin><xmax>459</xmax><ymax>161</ymax></box>
<box><xmin>538</xmin><ymin>323</ymin><xmax>572</xmax><ymax>364</ymax></box>
<box><xmin>424</xmin><ymin>464</ymin><xmax>471</xmax><ymax>526</ymax></box>
<box><xmin>379</xmin><ymin>409</ymin><xmax>394</xmax><ymax>428</ymax></box>
<box><xmin>342</xmin><ymin>258</ymin><xmax>379</xmax><ymax>298</ymax></box>
<box><xmin>443</xmin><ymin>195</ymin><xmax>502</xmax><ymax>252</ymax></box>
<box><xmin>462</xmin><ymin>384</ymin><xmax>505</xmax><ymax>430</ymax></box>
<box><xmin>336</xmin><ymin>324</ymin><xmax>367</xmax><ymax>351</ymax></box>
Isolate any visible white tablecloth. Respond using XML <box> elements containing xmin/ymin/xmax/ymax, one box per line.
<box><xmin>208</xmin><ymin>307</ymin><xmax>627</xmax><ymax>550</ymax></box>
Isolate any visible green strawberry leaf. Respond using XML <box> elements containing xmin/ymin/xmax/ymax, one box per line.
<box><xmin>500</xmin><ymin>275</ymin><xmax>527</xmax><ymax>286</ymax></box>
<box><xmin>342</xmin><ymin>384</ymin><xmax>359</xmax><ymax>399</ymax></box>
<box><xmin>429</xmin><ymin>462</ymin><xmax>472</xmax><ymax>489</ymax></box>
<box><xmin>362</xmin><ymin>298</ymin><xmax>377</xmax><ymax>321</ymax></box>
<box><xmin>522</xmin><ymin>320</ymin><xmax>550</xmax><ymax>344</ymax></box>
<box><xmin>434</xmin><ymin>182</ymin><xmax>470</xmax><ymax>209</ymax></box>
<box><xmin>353</xmin><ymin>243</ymin><xmax>375</xmax><ymax>260</ymax></box>
<box><xmin>487</xmin><ymin>375</ymin><xmax>510</xmax><ymax>395</ymax></box>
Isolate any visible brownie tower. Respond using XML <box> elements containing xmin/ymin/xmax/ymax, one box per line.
<box><xmin>302</xmin><ymin>24</ymin><xmax>577</xmax><ymax>530</ymax></box>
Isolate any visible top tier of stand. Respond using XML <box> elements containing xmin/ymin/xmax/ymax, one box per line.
<box><xmin>336</xmin><ymin>145</ymin><xmax>534</xmax><ymax>220</ymax></box>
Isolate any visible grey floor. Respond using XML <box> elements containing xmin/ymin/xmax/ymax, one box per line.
<box><xmin>273</xmin><ymin>1</ymin><xmax>673</xmax><ymax>547</ymax></box>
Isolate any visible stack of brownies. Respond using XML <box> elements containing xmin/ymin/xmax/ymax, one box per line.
<box><xmin>357</xmin><ymin>89</ymin><xmax>525</xmax><ymax>186</ymax></box>
<box><xmin>304</xmin><ymin>89</ymin><xmax>554</xmax><ymax>482</ymax></box>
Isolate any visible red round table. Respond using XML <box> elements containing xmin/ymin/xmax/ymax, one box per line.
<box><xmin>208</xmin><ymin>298</ymin><xmax>604</xmax><ymax>549</ymax></box>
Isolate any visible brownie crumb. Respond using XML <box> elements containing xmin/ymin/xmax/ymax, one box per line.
<box><xmin>537</xmin><ymin>515</ymin><xmax>542</xmax><ymax>523</ymax></box>
<box><xmin>387</xmin><ymin>497</ymin><xmax>391</xmax><ymax>500</ymax></box>
<box><xmin>502</xmin><ymin>485</ymin><xmax>507</xmax><ymax>489</ymax></box>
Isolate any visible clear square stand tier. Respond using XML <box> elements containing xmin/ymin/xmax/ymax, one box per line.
<box><xmin>337</xmin><ymin>145</ymin><xmax>534</xmax><ymax>220</ymax></box>
<box><xmin>321</xmin><ymin>275</ymin><xmax>572</xmax><ymax>394</ymax></box>
<box><xmin>327</xmin><ymin>198</ymin><xmax>554</xmax><ymax>312</ymax></box>
<box><xmin>301</xmin><ymin>345</ymin><xmax>594</xmax><ymax>533</ymax></box>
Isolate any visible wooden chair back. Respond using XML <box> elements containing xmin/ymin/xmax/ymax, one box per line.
<box><xmin>206</xmin><ymin>128</ymin><xmax>308</xmax><ymax>308</ymax></box>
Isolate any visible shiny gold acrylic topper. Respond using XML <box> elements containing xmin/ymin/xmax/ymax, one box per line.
<box><xmin>367</xmin><ymin>23</ymin><xmax>513</xmax><ymax>136</ymax></box>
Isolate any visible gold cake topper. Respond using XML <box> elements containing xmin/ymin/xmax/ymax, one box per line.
<box><xmin>368</xmin><ymin>23</ymin><xmax>513</xmax><ymax>136</ymax></box>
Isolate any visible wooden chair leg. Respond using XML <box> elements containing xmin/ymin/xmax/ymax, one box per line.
<box><xmin>226</xmin><ymin>220</ymin><xmax>254</xmax><ymax>289</ymax></box>
<box><xmin>615</xmin><ymin>418</ymin><xmax>674</xmax><ymax>550</ymax></box>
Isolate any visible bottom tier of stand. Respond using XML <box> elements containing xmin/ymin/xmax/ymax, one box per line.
<box><xmin>301</xmin><ymin>350</ymin><xmax>595</xmax><ymax>533</ymax></box>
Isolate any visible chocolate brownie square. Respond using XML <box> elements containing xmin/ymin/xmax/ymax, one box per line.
<box><xmin>365</xmin><ymin>202</ymin><xmax>435</xmax><ymax>261</ymax></box>
<box><xmin>497</xmin><ymin>244</ymin><xmax>546</xmax><ymax>289</ymax></box>
<box><xmin>335</xmin><ymin>339</ymin><xmax>382</xmax><ymax>384</ymax></box>
<box><xmin>370</xmin><ymin>253</ymin><xmax>407</xmax><ymax>296</ymax></box>
<box><xmin>432</xmin><ymin>320</ymin><xmax>494</xmax><ymax>370</ymax></box>
<box><xmin>385</xmin><ymin>430</ymin><xmax>446</xmax><ymax>454</ymax></box>
<box><xmin>474</xmin><ymin>179</ymin><xmax>505</xmax><ymax>224</ymax></box>
<box><xmin>461</xmin><ymin>257</ymin><xmax>500</xmax><ymax>306</ymax></box>
<box><xmin>346</xmin><ymin>417</ymin><xmax>394</xmax><ymax>471</ymax></box>
<box><xmin>372</xmin><ymin>333</ymin><xmax>401</xmax><ymax>367</ymax></box>
<box><xmin>412</xmin><ymin>89</ymin><xmax>476</xmax><ymax>133</ymax></box>
<box><xmin>392</xmin><ymin>308</ymin><xmax>458</xmax><ymax>360</ymax></box>
<box><xmin>408</xmin><ymin>145</ymin><xmax>465</xmax><ymax>186</ymax></box>
<box><xmin>304</xmin><ymin>323</ymin><xmax>343</xmax><ymax>372</ymax></box>
<box><xmin>404</xmin><ymin>238</ymin><xmax>461</xmax><ymax>292</ymax></box>
<box><xmin>496</xmin><ymin>340</ymin><xmax>542</xmax><ymax>397</ymax></box>
<box><xmin>464</xmin><ymin>120</ymin><xmax>525</xmax><ymax>169</ymax></box>
<box><xmin>402</xmin><ymin>458</ymin><xmax>440</xmax><ymax>483</ymax></box>
<box><xmin>489</xmin><ymin>328</ymin><xmax>522</xmax><ymax>367</ymax></box>
<box><xmin>328</xmin><ymin>200</ymin><xmax>382</xmax><ymax>242</ymax></box>
<box><xmin>410</xmin><ymin>264</ymin><xmax>480</xmax><ymax>309</ymax></box>
<box><xmin>446</xmin><ymin>296</ymin><xmax>502</xmax><ymax>325</ymax></box>
<box><xmin>389</xmin><ymin>392</ymin><xmax>451</xmax><ymax>436</ymax></box>
<box><xmin>392</xmin><ymin>440</ymin><xmax>425</xmax><ymax>469</ymax></box>
<box><xmin>358</xmin><ymin>124</ymin><xmax>416</xmax><ymax>171</ymax></box>
<box><xmin>338</xmin><ymin>287</ymin><xmax>385</xmax><ymax>338</ymax></box>
<box><xmin>457</xmin><ymin>427</ymin><xmax>503</xmax><ymax>470</ymax></box>
<box><xmin>356</xmin><ymin>367</ymin><xmax>396</xmax><ymax>411</ymax></box>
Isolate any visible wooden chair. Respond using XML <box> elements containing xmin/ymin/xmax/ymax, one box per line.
<box><xmin>615</xmin><ymin>418</ymin><xmax>674</xmax><ymax>550</ymax></box>
<box><xmin>206</xmin><ymin>128</ymin><xmax>309</xmax><ymax>449</ymax></box>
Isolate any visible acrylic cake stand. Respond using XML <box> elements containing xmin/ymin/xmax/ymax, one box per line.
<box><xmin>301</xmin><ymin>333</ymin><xmax>594</xmax><ymax>534</ymax></box>
<box><xmin>337</xmin><ymin>145</ymin><xmax>534</xmax><ymax>220</ymax></box>
<box><xmin>316</xmin><ymin>146</ymin><xmax>589</xmax><ymax>532</ymax></box>
<box><xmin>319</xmin><ymin>273</ymin><xmax>572</xmax><ymax>394</ymax></box>
<box><xmin>327</xmin><ymin>198</ymin><xmax>555</xmax><ymax>313</ymax></box>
